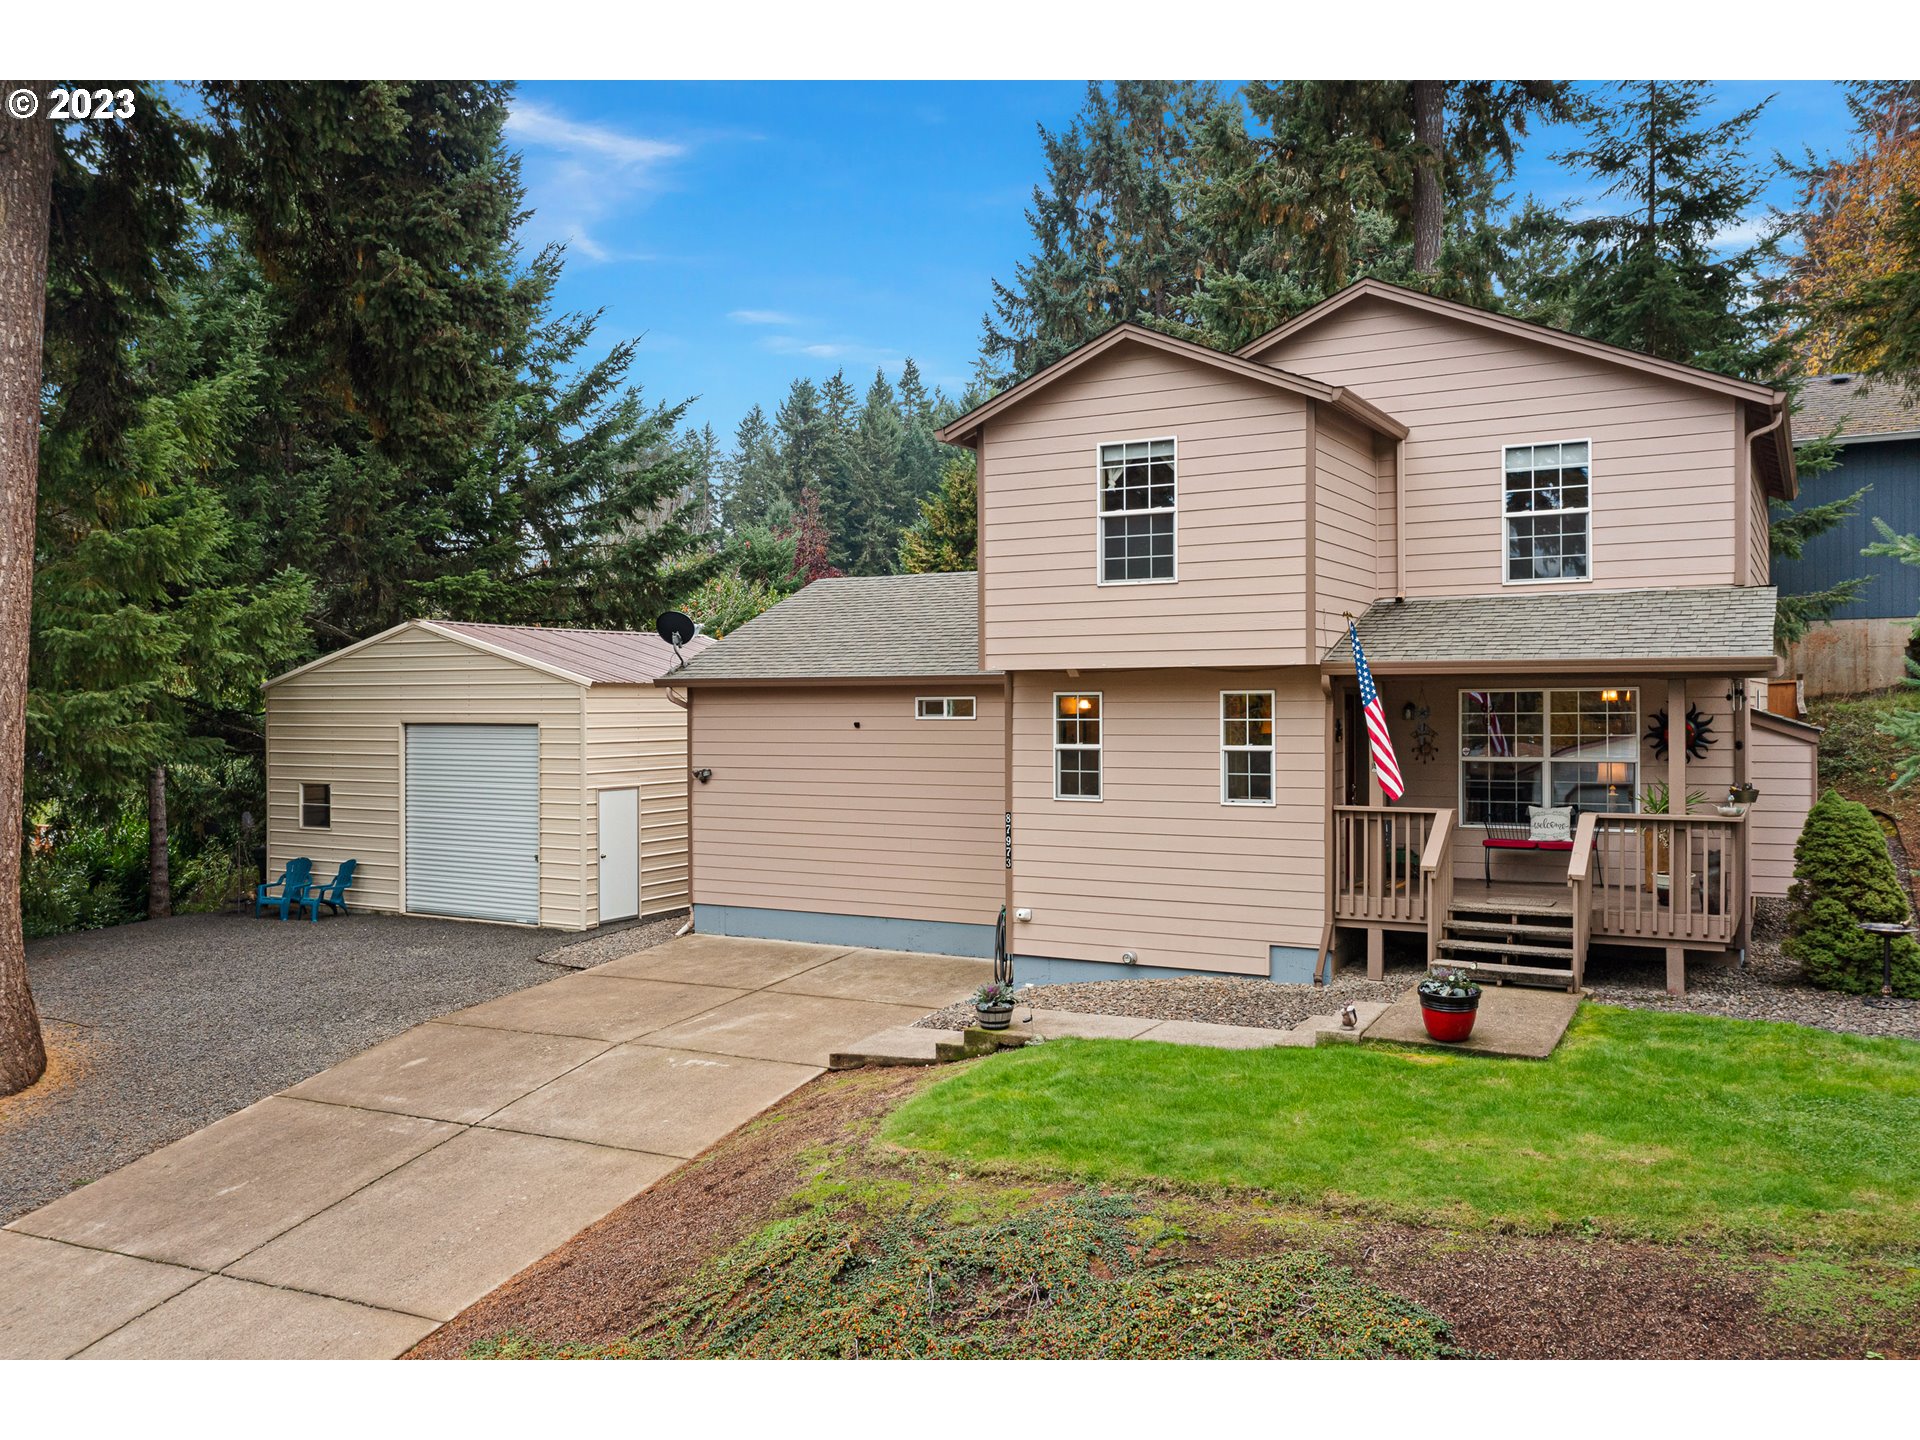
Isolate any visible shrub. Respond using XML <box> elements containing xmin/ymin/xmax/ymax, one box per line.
<box><xmin>1784</xmin><ymin>789</ymin><xmax>1920</xmax><ymax>997</ymax></box>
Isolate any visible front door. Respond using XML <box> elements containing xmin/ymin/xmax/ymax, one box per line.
<box><xmin>1343</xmin><ymin>690</ymin><xmax>1365</xmax><ymax>805</ymax></box>
<box><xmin>597</xmin><ymin>787</ymin><xmax>639</xmax><ymax>923</ymax></box>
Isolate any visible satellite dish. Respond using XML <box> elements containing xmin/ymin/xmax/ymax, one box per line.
<box><xmin>655</xmin><ymin>611</ymin><xmax>697</xmax><ymax>647</ymax></box>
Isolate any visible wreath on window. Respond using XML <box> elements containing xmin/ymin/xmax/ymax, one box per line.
<box><xmin>1645</xmin><ymin>704</ymin><xmax>1715</xmax><ymax>761</ymax></box>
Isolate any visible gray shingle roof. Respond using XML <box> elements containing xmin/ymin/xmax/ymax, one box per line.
<box><xmin>1792</xmin><ymin>373</ymin><xmax>1920</xmax><ymax>442</ymax></box>
<box><xmin>430</xmin><ymin>620</ymin><xmax>712</xmax><ymax>684</ymax></box>
<box><xmin>675</xmin><ymin>572</ymin><xmax>986</xmax><ymax>681</ymax></box>
<box><xmin>1324</xmin><ymin>586</ymin><xmax>1778</xmax><ymax>668</ymax></box>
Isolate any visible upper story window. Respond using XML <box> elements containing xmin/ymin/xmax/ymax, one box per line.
<box><xmin>1503</xmin><ymin>440</ymin><xmax>1590</xmax><ymax>583</ymax></box>
<box><xmin>1054</xmin><ymin>692</ymin><xmax>1103</xmax><ymax>800</ymax></box>
<box><xmin>915</xmin><ymin>696</ymin><xmax>976</xmax><ymax>720</ymax></box>
<box><xmin>1099</xmin><ymin>438</ymin><xmax>1176</xmax><ymax>584</ymax></box>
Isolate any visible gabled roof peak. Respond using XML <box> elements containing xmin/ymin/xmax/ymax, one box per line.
<box><xmin>936</xmin><ymin>321</ymin><xmax>1407</xmax><ymax>447</ymax></box>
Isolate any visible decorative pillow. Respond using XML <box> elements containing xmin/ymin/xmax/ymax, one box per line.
<box><xmin>1527</xmin><ymin>805</ymin><xmax>1573</xmax><ymax>842</ymax></box>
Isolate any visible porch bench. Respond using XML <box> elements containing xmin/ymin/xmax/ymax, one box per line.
<box><xmin>1481</xmin><ymin>809</ymin><xmax>1581</xmax><ymax>886</ymax></box>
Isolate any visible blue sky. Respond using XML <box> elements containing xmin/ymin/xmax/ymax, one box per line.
<box><xmin>505</xmin><ymin>81</ymin><xmax>1860</xmax><ymax>442</ymax></box>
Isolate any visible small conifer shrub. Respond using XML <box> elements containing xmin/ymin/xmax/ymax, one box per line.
<box><xmin>1784</xmin><ymin>790</ymin><xmax>1920</xmax><ymax>997</ymax></box>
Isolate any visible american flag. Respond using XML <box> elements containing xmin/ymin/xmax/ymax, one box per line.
<box><xmin>1350</xmin><ymin>620</ymin><xmax>1404</xmax><ymax>802</ymax></box>
<box><xmin>1465</xmin><ymin>691</ymin><xmax>1509</xmax><ymax>756</ymax></box>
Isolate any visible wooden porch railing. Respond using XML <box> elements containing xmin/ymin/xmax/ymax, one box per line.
<box><xmin>1421</xmin><ymin>808</ymin><xmax>1455</xmax><ymax>963</ymax></box>
<box><xmin>1586</xmin><ymin>812</ymin><xmax>1746</xmax><ymax>948</ymax></box>
<box><xmin>1332</xmin><ymin>805</ymin><xmax>1447</xmax><ymax>927</ymax></box>
<box><xmin>1566</xmin><ymin>811</ymin><xmax>1598</xmax><ymax>987</ymax></box>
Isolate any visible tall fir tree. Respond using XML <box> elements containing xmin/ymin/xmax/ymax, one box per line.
<box><xmin>846</xmin><ymin>369</ymin><xmax>908</xmax><ymax>574</ymax></box>
<box><xmin>1526</xmin><ymin>81</ymin><xmax>1790</xmax><ymax>379</ymax></box>
<box><xmin>200</xmin><ymin>81</ymin><xmax>536</xmax><ymax>642</ymax></box>
<box><xmin>31</xmin><ymin>244</ymin><xmax>313</xmax><ymax>906</ymax></box>
<box><xmin>815</xmin><ymin>369</ymin><xmax>862</xmax><ymax>570</ymax></box>
<box><xmin>407</xmin><ymin>244</ymin><xmax>717</xmax><ymax>629</ymax></box>
<box><xmin>720</xmin><ymin>403</ymin><xmax>790</xmax><ymax>532</ymax></box>
<box><xmin>774</xmin><ymin>377</ymin><xmax>826</xmax><ymax>508</ymax></box>
<box><xmin>981</xmin><ymin>82</ymin><xmax>1226</xmax><ymax>386</ymax></box>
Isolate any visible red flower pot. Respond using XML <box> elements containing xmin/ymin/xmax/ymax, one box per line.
<box><xmin>1418</xmin><ymin>993</ymin><xmax>1479</xmax><ymax>1043</ymax></box>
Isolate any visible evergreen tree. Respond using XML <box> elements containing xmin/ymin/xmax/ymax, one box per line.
<box><xmin>815</xmin><ymin>369</ymin><xmax>862</xmax><ymax>570</ymax></box>
<box><xmin>682</xmin><ymin>422</ymin><xmax>720</xmax><ymax>535</ymax></box>
<box><xmin>774</xmin><ymin>377</ymin><xmax>827</xmax><ymax>507</ymax></box>
<box><xmin>1535</xmin><ymin>82</ymin><xmax>1790</xmax><ymax>379</ymax></box>
<box><xmin>846</xmin><ymin>369</ymin><xmax>908</xmax><ymax>574</ymax></box>
<box><xmin>201</xmin><ymin>81</ymin><xmax>536</xmax><ymax>642</ymax></box>
<box><xmin>898</xmin><ymin>454</ymin><xmax>979</xmax><ymax>574</ymax></box>
<box><xmin>30</xmin><ymin>249</ymin><xmax>313</xmax><ymax>905</ymax></box>
<box><xmin>720</xmin><ymin>404</ymin><xmax>790</xmax><ymax>532</ymax></box>
<box><xmin>410</xmin><ymin>246</ymin><xmax>718</xmax><ymax>629</ymax></box>
<box><xmin>895</xmin><ymin>357</ymin><xmax>947</xmax><ymax>506</ymax></box>
<box><xmin>982</xmin><ymin>82</ymin><xmax>1226</xmax><ymax>386</ymax></box>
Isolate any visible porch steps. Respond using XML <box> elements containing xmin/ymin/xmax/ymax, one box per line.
<box><xmin>1435</xmin><ymin>898</ymin><xmax>1578</xmax><ymax>991</ymax></box>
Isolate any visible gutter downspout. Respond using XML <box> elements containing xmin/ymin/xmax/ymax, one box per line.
<box><xmin>1394</xmin><ymin>437</ymin><xmax>1407</xmax><ymax>601</ymax></box>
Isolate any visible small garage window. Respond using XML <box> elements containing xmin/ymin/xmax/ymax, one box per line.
<box><xmin>916</xmin><ymin>696</ymin><xmax>976</xmax><ymax>720</ymax></box>
<box><xmin>301</xmin><ymin>783</ymin><xmax>332</xmax><ymax>829</ymax></box>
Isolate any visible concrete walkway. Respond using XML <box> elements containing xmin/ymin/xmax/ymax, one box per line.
<box><xmin>0</xmin><ymin>935</ymin><xmax>988</xmax><ymax>1359</ymax></box>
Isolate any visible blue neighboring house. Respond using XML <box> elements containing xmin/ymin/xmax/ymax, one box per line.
<box><xmin>1778</xmin><ymin>374</ymin><xmax>1920</xmax><ymax>698</ymax></box>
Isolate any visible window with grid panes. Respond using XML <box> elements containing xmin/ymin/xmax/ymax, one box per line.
<box><xmin>1503</xmin><ymin>441</ymin><xmax>1590</xmax><ymax>581</ymax></box>
<box><xmin>1221</xmin><ymin>691</ymin><xmax>1275</xmax><ymax>804</ymax></box>
<box><xmin>1099</xmin><ymin>438</ymin><xmax>1175</xmax><ymax>582</ymax></box>
<box><xmin>1458</xmin><ymin>687</ymin><xmax>1637</xmax><ymax>824</ymax></box>
<box><xmin>1054</xmin><ymin>692</ymin><xmax>1103</xmax><ymax>799</ymax></box>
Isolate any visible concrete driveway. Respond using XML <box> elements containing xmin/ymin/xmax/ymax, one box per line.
<box><xmin>0</xmin><ymin>934</ymin><xmax>988</xmax><ymax>1359</ymax></box>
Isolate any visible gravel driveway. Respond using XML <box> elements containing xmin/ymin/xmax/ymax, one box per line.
<box><xmin>0</xmin><ymin>910</ymin><xmax>683</xmax><ymax>1224</ymax></box>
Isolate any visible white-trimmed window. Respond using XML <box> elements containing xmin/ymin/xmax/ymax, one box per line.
<box><xmin>1503</xmin><ymin>440</ymin><xmax>1591</xmax><ymax>582</ymax></box>
<box><xmin>1098</xmin><ymin>438</ymin><xmax>1176</xmax><ymax>583</ymax></box>
<box><xmin>1054</xmin><ymin>692</ymin><xmax>1102</xmax><ymax>800</ymax></box>
<box><xmin>300</xmin><ymin>782</ymin><xmax>332</xmax><ymax>829</ymax></box>
<box><xmin>915</xmin><ymin>696</ymin><xmax>976</xmax><ymax>720</ymax></box>
<box><xmin>1459</xmin><ymin>687</ymin><xmax>1638</xmax><ymax>824</ymax></box>
<box><xmin>1221</xmin><ymin>691</ymin><xmax>1275</xmax><ymax>805</ymax></box>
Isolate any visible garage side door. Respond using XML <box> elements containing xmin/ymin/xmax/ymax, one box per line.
<box><xmin>405</xmin><ymin>724</ymin><xmax>541</xmax><ymax>924</ymax></box>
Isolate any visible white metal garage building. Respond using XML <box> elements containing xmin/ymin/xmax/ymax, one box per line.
<box><xmin>263</xmin><ymin>619</ymin><xmax>710</xmax><ymax>929</ymax></box>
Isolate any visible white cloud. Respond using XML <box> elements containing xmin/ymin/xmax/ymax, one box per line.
<box><xmin>759</xmin><ymin>334</ymin><xmax>901</xmax><ymax>365</ymax></box>
<box><xmin>506</xmin><ymin>100</ymin><xmax>687</xmax><ymax>263</ymax></box>
<box><xmin>506</xmin><ymin>102</ymin><xmax>685</xmax><ymax>170</ymax></box>
<box><xmin>729</xmin><ymin>309</ymin><xmax>798</xmax><ymax>326</ymax></box>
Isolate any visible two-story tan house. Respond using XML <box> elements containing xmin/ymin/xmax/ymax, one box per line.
<box><xmin>674</xmin><ymin>281</ymin><xmax>1819</xmax><ymax>995</ymax></box>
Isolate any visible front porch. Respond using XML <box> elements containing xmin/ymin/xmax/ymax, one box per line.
<box><xmin>1327</xmin><ymin>804</ymin><xmax>1749</xmax><ymax>994</ymax></box>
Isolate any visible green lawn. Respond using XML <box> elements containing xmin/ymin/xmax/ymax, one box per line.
<box><xmin>883</xmin><ymin>1005</ymin><xmax>1920</xmax><ymax>1247</ymax></box>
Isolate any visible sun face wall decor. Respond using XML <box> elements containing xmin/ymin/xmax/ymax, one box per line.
<box><xmin>1645</xmin><ymin>703</ymin><xmax>1716</xmax><ymax>761</ymax></box>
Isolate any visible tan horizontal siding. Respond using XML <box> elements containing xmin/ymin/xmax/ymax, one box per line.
<box><xmin>584</xmin><ymin>685</ymin><xmax>693</xmax><ymax>919</ymax></box>
<box><xmin>1258</xmin><ymin>294</ymin><xmax>1746</xmax><ymax>596</ymax></box>
<box><xmin>265</xmin><ymin>626</ymin><xmax>589</xmax><ymax>929</ymax></box>
<box><xmin>1010</xmin><ymin>669</ymin><xmax>1325</xmax><ymax>976</ymax></box>
<box><xmin>1748</xmin><ymin>471</ymin><xmax>1771</xmax><ymax>584</ymax></box>
<box><xmin>980</xmin><ymin>345</ymin><xmax>1314</xmax><ymax>671</ymax></box>
<box><xmin>690</xmin><ymin>685</ymin><xmax>1005</xmax><ymax>927</ymax></box>
<box><xmin>1748</xmin><ymin>721</ymin><xmax>1817</xmax><ymax>899</ymax></box>
<box><xmin>1315</xmin><ymin>405</ymin><xmax>1381</xmax><ymax>650</ymax></box>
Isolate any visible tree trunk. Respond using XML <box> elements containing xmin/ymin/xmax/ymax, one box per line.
<box><xmin>0</xmin><ymin>86</ymin><xmax>52</xmax><ymax>1096</ymax></box>
<box><xmin>1411</xmin><ymin>81</ymin><xmax>1446</xmax><ymax>274</ymax></box>
<box><xmin>147</xmin><ymin>766</ymin><xmax>171</xmax><ymax>920</ymax></box>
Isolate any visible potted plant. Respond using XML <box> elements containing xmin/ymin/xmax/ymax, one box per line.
<box><xmin>972</xmin><ymin>980</ymin><xmax>1017</xmax><ymax>1031</ymax></box>
<box><xmin>1640</xmin><ymin>782</ymin><xmax>1707</xmax><ymax>896</ymax></box>
<box><xmin>1417</xmin><ymin>968</ymin><xmax>1482</xmax><ymax>1042</ymax></box>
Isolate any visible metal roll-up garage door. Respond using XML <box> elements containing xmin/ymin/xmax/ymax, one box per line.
<box><xmin>405</xmin><ymin>724</ymin><xmax>541</xmax><ymax>924</ymax></box>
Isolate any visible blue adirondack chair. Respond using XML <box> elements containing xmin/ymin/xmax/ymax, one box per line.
<box><xmin>300</xmin><ymin>859</ymin><xmax>358</xmax><ymax>922</ymax></box>
<box><xmin>255</xmin><ymin>857</ymin><xmax>313</xmax><ymax>921</ymax></box>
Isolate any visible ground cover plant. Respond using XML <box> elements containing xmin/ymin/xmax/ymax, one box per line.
<box><xmin>420</xmin><ymin>1049</ymin><xmax>1920</xmax><ymax>1361</ymax></box>
<box><xmin>883</xmin><ymin>1005</ymin><xmax>1920</xmax><ymax>1248</ymax></box>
